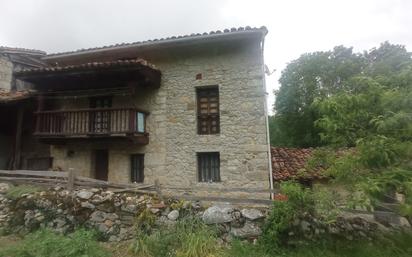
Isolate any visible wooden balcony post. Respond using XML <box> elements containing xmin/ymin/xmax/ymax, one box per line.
<box><xmin>129</xmin><ymin>108</ymin><xmax>136</xmax><ymax>133</ymax></box>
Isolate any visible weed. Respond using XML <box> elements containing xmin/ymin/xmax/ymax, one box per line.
<box><xmin>5</xmin><ymin>185</ymin><xmax>42</xmax><ymax>200</ymax></box>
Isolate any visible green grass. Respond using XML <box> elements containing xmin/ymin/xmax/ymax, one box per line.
<box><xmin>5</xmin><ymin>185</ymin><xmax>42</xmax><ymax>200</ymax></box>
<box><xmin>131</xmin><ymin>216</ymin><xmax>221</xmax><ymax>257</ymax></box>
<box><xmin>222</xmin><ymin>232</ymin><xmax>412</xmax><ymax>257</ymax></box>
<box><xmin>0</xmin><ymin>229</ymin><xmax>109</xmax><ymax>257</ymax></box>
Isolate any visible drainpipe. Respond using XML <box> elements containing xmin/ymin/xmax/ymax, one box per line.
<box><xmin>260</xmin><ymin>32</ymin><xmax>274</xmax><ymax>199</ymax></box>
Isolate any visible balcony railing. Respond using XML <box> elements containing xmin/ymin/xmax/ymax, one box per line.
<box><xmin>34</xmin><ymin>108</ymin><xmax>148</xmax><ymax>142</ymax></box>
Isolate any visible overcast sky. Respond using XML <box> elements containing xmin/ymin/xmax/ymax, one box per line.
<box><xmin>1</xmin><ymin>0</ymin><xmax>411</xmax><ymax>112</ymax></box>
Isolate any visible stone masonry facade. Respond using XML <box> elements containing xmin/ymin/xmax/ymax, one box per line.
<box><xmin>30</xmin><ymin>30</ymin><xmax>271</xmax><ymax>195</ymax></box>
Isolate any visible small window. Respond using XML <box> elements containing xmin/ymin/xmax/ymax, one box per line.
<box><xmin>197</xmin><ymin>87</ymin><xmax>220</xmax><ymax>134</ymax></box>
<box><xmin>197</xmin><ymin>152</ymin><xmax>220</xmax><ymax>182</ymax></box>
<box><xmin>136</xmin><ymin>112</ymin><xmax>145</xmax><ymax>133</ymax></box>
<box><xmin>131</xmin><ymin>154</ymin><xmax>144</xmax><ymax>183</ymax></box>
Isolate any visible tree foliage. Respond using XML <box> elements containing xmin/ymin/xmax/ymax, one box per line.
<box><xmin>271</xmin><ymin>42</ymin><xmax>411</xmax><ymax>147</ymax></box>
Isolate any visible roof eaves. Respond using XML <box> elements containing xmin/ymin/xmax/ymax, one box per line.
<box><xmin>43</xmin><ymin>26</ymin><xmax>268</xmax><ymax>60</ymax></box>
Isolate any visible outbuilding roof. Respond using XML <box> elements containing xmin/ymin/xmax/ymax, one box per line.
<box><xmin>271</xmin><ymin>147</ymin><xmax>327</xmax><ymax>182</ymax></box>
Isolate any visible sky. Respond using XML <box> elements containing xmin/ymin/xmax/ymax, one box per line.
<box><xmin>1</xmin><ymin>0</ymin><xmax>411</xmax><ymax>112</ymax></box>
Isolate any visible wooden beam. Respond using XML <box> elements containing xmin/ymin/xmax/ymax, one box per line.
<box><xmin>11</xmin><ymin>105</ymin><xmax>24</xmax><ymax>170</ymax></box>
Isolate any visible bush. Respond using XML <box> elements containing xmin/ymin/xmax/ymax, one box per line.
<box><xmin>261</xmin><ymin>182</ymin><xmax>314</xmax><ymax>249</ymax></box>
<box><xmin>0</xmin><ymin>229</ymin><xmax>109</xmax><ymax>257</ymax></box>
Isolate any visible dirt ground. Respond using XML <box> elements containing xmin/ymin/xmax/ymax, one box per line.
<box><xmin>0</xmin><ymin>235</ymin><xmax>21</xmax><ymax>250</ymax></box>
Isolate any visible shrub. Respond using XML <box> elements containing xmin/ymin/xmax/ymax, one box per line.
<box><xmin>261</xmin><ymin>182</ymin><xmax>314</xmax><ymax>249</ymax></box>
<box><xmin>0</xmin><ymin>229</ymin><xmax>109</xmax><ymax>257</ymax></box>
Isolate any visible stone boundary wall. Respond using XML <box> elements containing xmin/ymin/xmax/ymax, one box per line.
<box><xmin>0</xmin><ymin>183</ymin><xmax>410</xmax><ymax>243</ymax></box>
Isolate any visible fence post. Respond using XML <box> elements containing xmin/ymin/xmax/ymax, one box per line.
<box><xmin>67</xmin><ymin>168</ymin><xmax>75</xmax><ymax>192</ymax></box>
<box><xmin>154</xmin><ymin>179</ymin><xmax>164</xmax><ymax>202</ymax></box>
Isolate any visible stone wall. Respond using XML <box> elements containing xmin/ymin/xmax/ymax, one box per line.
<box><xmin>0</xmin><ymin>57</ymin><xmax>13</xmax><ymax>91</ymax></box>
<box><xmin>49</xmin><ymin>39</ymin><xmax>270</xmax><ymax>195</ymax></box>
<box><xmin>0</xmin><ymin>183</ymin><xmax>268</xmax><ymax>242</ymax></box>
<box><xmin>1</xmin><ymin>184</ymin><xmax>409</xmax><ymax>243</ymax></box>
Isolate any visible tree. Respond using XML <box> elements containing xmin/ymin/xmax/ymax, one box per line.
<box><xmin>271</xmin><ymin>42</ymin><xmax>411</xmax><ymax>147</ymax></box>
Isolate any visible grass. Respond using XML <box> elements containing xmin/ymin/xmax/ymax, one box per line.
<box><xmin>0</xmin><ymin>229</ymin><xmax>109</xmax><ymax>257</ymax></box>
<box><xmin>131</xmin><ymin>216</ymin><xmax>221</xmax><ymax>257</ymax></box>
<box><xmin>5</xmin><ymin>185</ymin><xmax>42</xmax><ymax>200</ymax></box>
<box><xmin>1</xmin><ymin>221</ymin><xmax>411</xmax><ymax>257</ymax></box>
<box><xmin>222</xmin><ymin>232</ymin><xmax>412</xmax><ymax>257</ymax></box>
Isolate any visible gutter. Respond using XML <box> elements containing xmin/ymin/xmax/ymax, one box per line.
<box><xmin>260</xmin><ymin>33</ymin><xmax>274</xmax><ymax>199</ymax></box>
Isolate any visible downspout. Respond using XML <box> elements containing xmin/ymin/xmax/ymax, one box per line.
<box><xmin>260</xmin><ymin>31</ymin><xmax>274</xmax><ymax>199</ymax></box>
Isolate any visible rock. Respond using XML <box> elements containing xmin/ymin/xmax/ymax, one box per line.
<box><xmin>230</xmin><ymin>221</ymin><xmax>262</xmax><ymax>238</ymax></box>
<box><xmin>81</xmin><ymin>201</ymin><xmax>96</xmax><ymax>210</ymax></box>
<box><xmin>150</xmin><ymin>208</ymin><xmax>160</xmax><ymax>214</ymax></box>
<box><xmin>76</xmin><ymin>190</ymin><xmax>94</xmax><ymax>200</ymax></box>
<box><xmin>202</xmin><ymin>205</ymin><xmax>234</xmax><ymax>224</ymax></box>
<box><xmin>121</xmin><ymin>204</ymin><xmax>137</xmax><ymax>214</ymax></box>
<box><xmin>398</xmin><ymin>217</ymin><xmax>411</xmax><ymax>227</ymax></box>
<box><xmin>105</xmin><ymin>213</ymin><xmax>119</xmax><ymax>221</ymax></box>
<box><xmin>0</xmin><ymin>183</ymin><xmax>11</xmax><ymax>194</ymax></box>
<box><xmin>156</xmin><ymin>216</ymin><xmax>176</xmax><ymax>227</ymax></box>
<box><xmin>104</xmin><ymin>220</ymin><xmax>114</xmax><ymax>228</ymax></box>
<box><xmin>300</xmin><ymin>220</ymin><xmax>311</xmax><ymax>232</ymax></box>
<box><xmin>167</xmin><ymin>210</ymin><xmax>179</xmax><ymax>221</ymax></box>
<box><xmin>89</xmin><ymin>211</ymin><xmax>107</xmax><ymax>223</ymax></box>
<box><xmin>97</xmin><ymin>223</ymin><xmax>109</xmax><ymax>233</ymax></box>
<box><xmin>241</xmin><ymin>209</ymin><xmax>264</xmax><ymax>221</ymax></box>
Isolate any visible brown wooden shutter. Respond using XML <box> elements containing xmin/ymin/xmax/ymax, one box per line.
<box><xmin>197</xmin><ymin>87</ymin><xmax>219</xmax><ymax>134</ymax></box>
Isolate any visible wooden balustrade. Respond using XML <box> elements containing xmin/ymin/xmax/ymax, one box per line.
<box><xmin>34</xmin><ymin>108</ymin><xmax>148</xmax><ymax>140</ymax></box>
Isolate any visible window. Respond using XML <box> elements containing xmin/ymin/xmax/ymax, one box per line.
<box><xmin>197</xmin><ymin>87</ymin><xmax>219</xmax><ymax>134</ymax></box>
<box><xmin>131</xmin><ymin>154</ymin><xmax>144</xmax><ymax>183</ymax></box>
<box><xmin>197</xmin><ymin>152</ymin><xmax>220</xmax><ymax>182</ymax></box>
<box><xmin>136</xmin><ymin>112</ymin><xmax>145</xmax><ymax>133</ymax></box>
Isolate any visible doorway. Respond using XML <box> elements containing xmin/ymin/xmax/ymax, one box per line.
<box><xmin>94</xmin><ymin>149</ymin><xmax>108</xmax><ymax>181</ymax></box>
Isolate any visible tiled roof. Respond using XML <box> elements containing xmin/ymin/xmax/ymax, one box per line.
<box><xmin>45</xmin><ymin>26</ymin><xmax>268</xmax><ymax>58</ymax></box>
<box><xmin>15</xmin><ymin>59</ymin><xmax>159</xmax><ymax>76</ymax></box>
<box><xmin>271</xmin><ymin>147</ymin><xmax>326</xmax><ymax>182</ymax></box>
<box><xmin>0</xmin><ymin>46</ymin><xmax>46</xmax><ymax>56</ymax></box>
<box><xmin>0</xmin><ymin>89</ymin><xmax>34</xmax><ymax>103</ymax></box>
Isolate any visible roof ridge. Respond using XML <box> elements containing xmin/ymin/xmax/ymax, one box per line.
<box><xmin>45</xmin><ymin>26</ymin><xmax>268</xmax><ymax>58</ymax></box>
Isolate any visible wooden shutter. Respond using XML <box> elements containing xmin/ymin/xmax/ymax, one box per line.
<box><xmin>197</xmin><ymin>87</ymin><xmax>220</xmax><ymax>134</ymax></box>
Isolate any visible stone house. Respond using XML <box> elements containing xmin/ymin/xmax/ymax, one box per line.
<box><xmin>0</xmin><ymin>47</ymin><xmax>50</xmax><ymax>170</ymax></box>
<box><xmin>3</xmin><ymin>27</ymin><xmax>272</xmax><ymax>193</ymax></box>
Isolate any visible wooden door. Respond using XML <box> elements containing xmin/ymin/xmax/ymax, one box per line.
<box><xmin>94</xmin><ymin>150</ymin><xmax>108</xmax><ymax>181</ymax></box>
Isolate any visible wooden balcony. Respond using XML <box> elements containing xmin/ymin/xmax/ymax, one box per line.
<box><xmin>34</xmin><ymin>108</ymin><xmax>149</xmax><ymax>144</ymax></box>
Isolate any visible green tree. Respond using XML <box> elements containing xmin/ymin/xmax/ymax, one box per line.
<box><xmin>271</xmin><ymin>42</ymin><xmax>411</xmax><ymax>147</ymax></box>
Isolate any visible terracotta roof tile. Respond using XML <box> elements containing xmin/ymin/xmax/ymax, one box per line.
<box><xmin>15</xmin><ymin>58</ymin><xmax>159</xmax><ymax>76</ymax></box>
<box><xmin>0</xmin><ymin>89</ymin><xmax>34</xmax><ymax>103</ymax></box>
<box><xmin>45</xmin><ymin>26</ymin><xmax>268</xmax><ymax>58</ymax></box>
<box><xmin>271</xmin><ymin>147</ymin><xmax>326</xmax><ymax>182</ymax></box>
